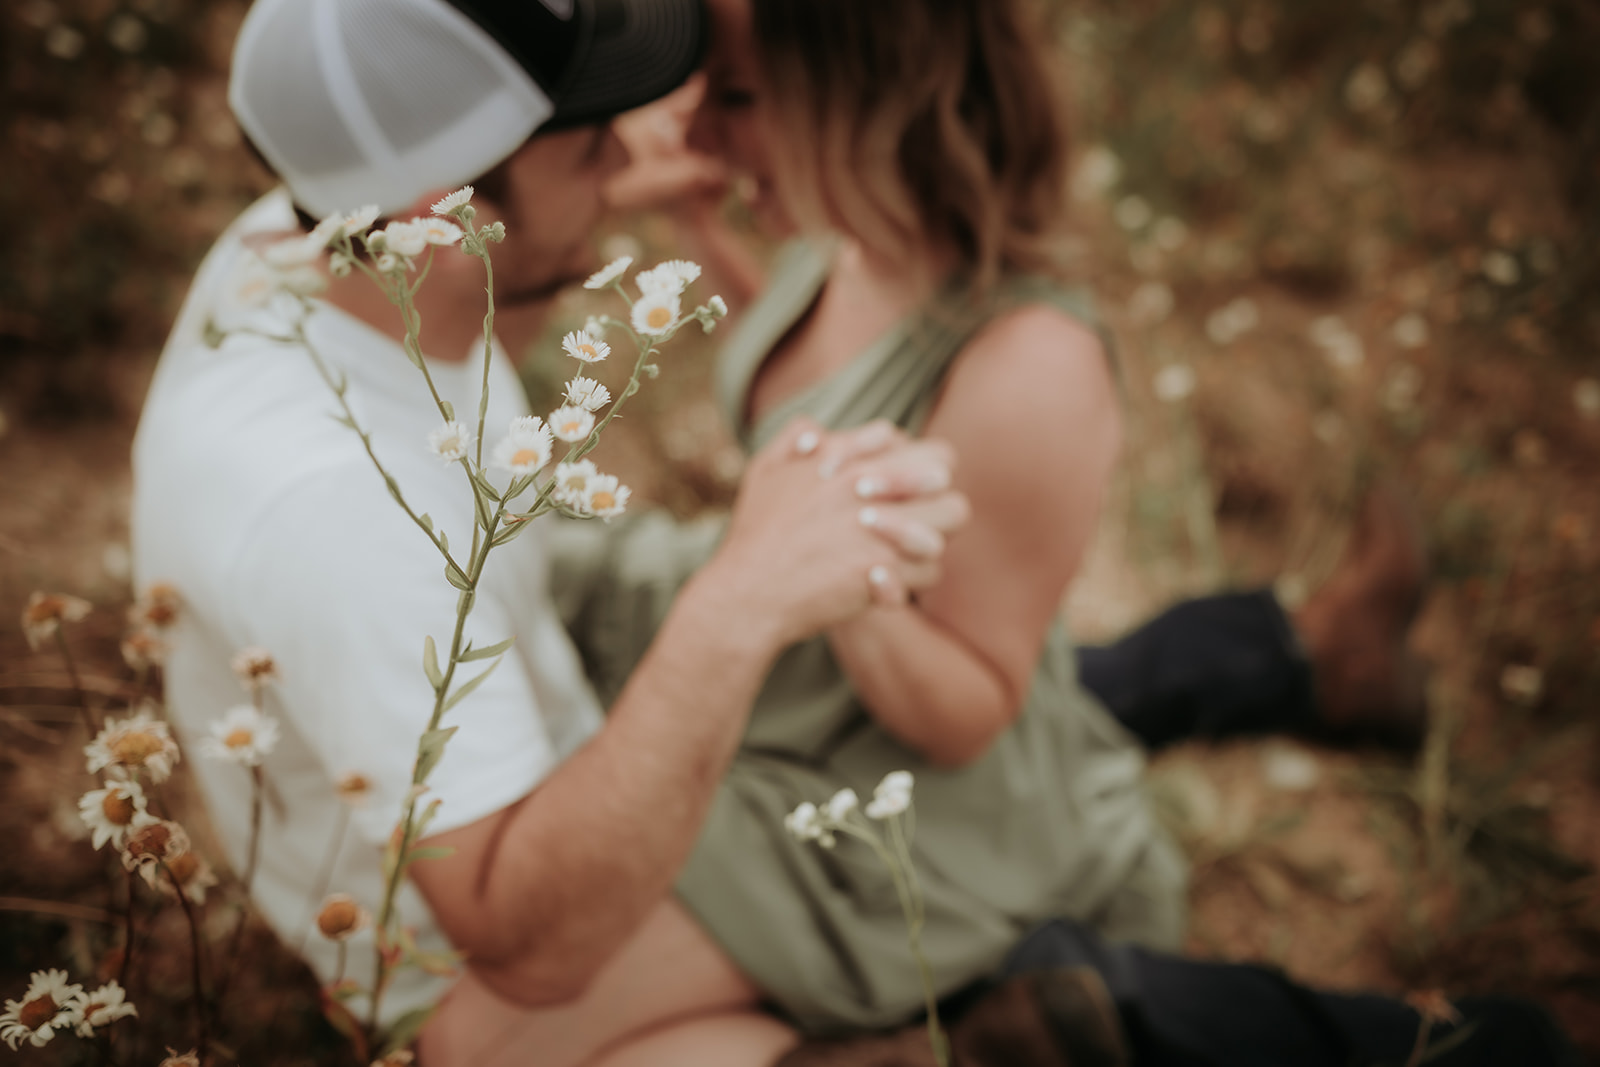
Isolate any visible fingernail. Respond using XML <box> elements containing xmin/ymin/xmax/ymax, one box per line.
<box><xmin>868</xmin><ymin>564</ymin><xmax>892</xmax><ymax>588</ymax></box>
<box><xmin>858</xmin><ymin>506</ymin><xmax>880</xmax><ymax>529</ymax></box>
<box><xmin>795</xmin><ymin>430</ymin><xmax>820</xmax><ymax>456</ymax></box>
<box><xmin>855</xmin><ymin>477</ymin><xmax>883</xmax><ymax>500</ymax></box>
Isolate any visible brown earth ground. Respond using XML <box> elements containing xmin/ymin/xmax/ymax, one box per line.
<box><xmin>3</xmin><ymin>0</ymin><xmax>1599</xmax><ymax>1063</ymax></box>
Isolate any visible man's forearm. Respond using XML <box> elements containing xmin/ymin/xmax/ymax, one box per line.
<box><xmin>424</xmin><ymin>560</ymin><xmax>781</xmax><ymax>1004</ymax></box>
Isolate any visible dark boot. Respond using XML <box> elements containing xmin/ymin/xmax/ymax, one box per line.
<box><xmin>776</xmin><ymin>970</ymin><xmax>1129</xmax><ymax>1067</ymax></box>
<box><xmin>1294</xmin><ymin>483</ymin><xmax>1431</xmax><ymax>751</ymax></box>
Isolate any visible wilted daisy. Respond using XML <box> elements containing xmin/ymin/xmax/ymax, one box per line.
<box><xmin>120</xmin><ymin>819</ymin><xmax>190</xmax><ymax>873</ymax></box>
<box><xmin>141</xmin><ymin>850</ymin><xmax>217</xmax><ymax>904</ymax></box>
<box><xmin>120</xmin><ymin>629</ymin><xmax>168</xmax><ymax>671</ymax></box>
<box><xmin>552</xmin><ymin>460</ymin><xmax>599</xmax><ymax>508</ymax></box>
<box><xmin>632</xmin><ymin>289</ymin><xmax>681</xmax><ymax>336</ymax></box>
<box><xmin>427</xmin><ymin>421</ymin><xmax>474</xmax><ymax>463</ymax></box>
<box><xmin>584</xmin><ymin>256</ymin><xmax>632</xmax><ymax>290</ymax></box>
<box><xmin>636</xmin><ymin>259</ymin><xmax>702</xmax><ymax>294</ymax></box>
<box><xmin>86</xmin><ymin>707</ymin><xmax>181</xmax><ymax>782</ymax></box>
<box><xmin>66</xmin><ymin>981</ymin><xmax>137</xmax><ymax>1038</ymax></box>
<box><xmin>562</xmin><ymin>329</ymin><xmax>611</xmax><ymax>363</ymax></box>
<box><xmin>431</xmin><ymin>186</ymin><xmax>473</xmax><ymax>216</ymax></box>
<box><xmin>866</xmin><ymin>770</ymin><xmax>914</xmax><ymax>820</ymax></box>
<box><xmin>548</xmin><ymin>405</ymin><xmax>596</xmax><ymax>444</ymax></box>
<box><xmin>78</xmin><ymin>780</ymin><xmax>156</xmax><ymax>851</ymax></box>
<box><xmin>381</xmin><ymin>220</ymin><xmax>429</xmax><ymax>258</ymax></box>
<box><xmin>316</xmin><ymin>893</ymin><xmax>372</xmax><ymax>941</ymax></box>
<box><xmin>564</xmin><ymin>376</ymin><xmax>611</xmax><ymax>412</ymax></box>
<box><xmin>335</xmin><ymin>770</ymin><xmax>374</xmax><ymax>806</ymax></box>
<box><xmin>21</xmin><ymin>592</ymin><xmax>91</xmax><ymax>650</ymax></box>
<box><xmin>490</xmin><ymin>416</ymin><xmax>554</xmax><ymax>477</ymax></box>
<box><xmin>130</xmin><ymin>582</ymin><xmax>181</xmax><ymax>629</ymax></box>
<box><xmin>1</xmin><ymin>969</ymin><xmax>82</xmax><ymax>1050</ymax></box>
<box><xmin>418</xmin><ymin>218</ymin><xmax>464</xmax><ymax>247</ymax></box>
<box><xmin>200</xmin><ymin>705</ymin><xmax>281</xmax><ymax>767</ymax></box>
<box><xmin>231</xmin><ymin>646</ymin><xmax>279</xmax><ymax>689</ymax></box>
<box><xmin>581</xmin><ymin>474</ymin><xmax>630</xmax><ymax>520</ymax></box>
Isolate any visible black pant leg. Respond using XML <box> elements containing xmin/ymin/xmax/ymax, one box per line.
<box><xmin>1075</xmin><ymin>590</ymin><xmax>1318</xmax><ymax>751</ymax></box>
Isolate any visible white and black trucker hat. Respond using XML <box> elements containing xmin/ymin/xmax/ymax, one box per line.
<box><xmin>229</xmin><ymin>0</ymin><xmax>706</xmax><ymax>218</ymax></box>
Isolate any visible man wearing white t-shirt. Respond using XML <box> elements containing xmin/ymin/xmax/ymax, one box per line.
<box><xmin>132</xmin><ymin>1</ymin><xmax>966</xmax><ymax>1064</ymax></box>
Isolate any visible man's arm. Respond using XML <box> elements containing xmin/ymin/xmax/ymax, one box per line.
<box><xmin>408</xmin><ymin>420</ymin><xmax>964</xmax><ymax>1006</ymax></box>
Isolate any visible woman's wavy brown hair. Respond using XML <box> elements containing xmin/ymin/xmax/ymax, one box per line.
<box><xmin>751</xmin><ymin>0</ymin><xmax>1072</xmax><ymax>292</ymax></box>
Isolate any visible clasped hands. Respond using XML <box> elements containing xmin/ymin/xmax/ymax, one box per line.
<box><xmin>712</xmin><ymin>417</ymin><xmax>970</xmax><ymax>648</ymax></box>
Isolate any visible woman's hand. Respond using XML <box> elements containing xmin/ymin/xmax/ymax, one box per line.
<box><xmin>696</xmin><ymin>417</ymin><xmax>969</xmax><ymax>650</ymax></box>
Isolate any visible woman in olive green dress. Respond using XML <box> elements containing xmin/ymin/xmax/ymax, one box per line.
<box><xmin>552</xmin><ymin>0</ymin><xmax>1187</xmax><ymax>1046</ymax></box>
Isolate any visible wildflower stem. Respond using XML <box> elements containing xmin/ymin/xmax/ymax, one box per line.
<box><xmin>471</xmin><ymin>244</ymin><xmax>495</xmax><ymax>470</ymax></box>
<box><xmin>161</xmin><ymin>859</ymin><xmax>209</xmax><ymax>1065</ymax></box>
<box><xmin>52</xmin><ymin>629</ymin><xmax>98</xmax><ymax>736</ymax></box>
<box><xmin>118</xmin><ymin>870</ymin><xmax>137</xmax><ymax>990</ymax></box>
<box><xmin>213</xmin><ymin>767</ymin><xmax>265</xmax><ymax>1018</ymax></box>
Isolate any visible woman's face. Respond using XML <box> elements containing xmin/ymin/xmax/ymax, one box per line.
<box><xmin>687</xmin><ymin>0</ymin><xmax>793</xmax><ymax>234</ymax></box>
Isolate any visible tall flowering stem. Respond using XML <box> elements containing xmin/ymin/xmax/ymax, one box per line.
<box><xmin>787</xmin><ymin>774</ymin><xmax>948</xmax><ymax>1066</ymax></box>
<box><xmin>247</xmin><ymin>201</ymin><xmax>726</xmax><ymax>1050</ymax></box>
<box><xmin>160</xmin><ymin>858</ymin><xmax>209</xmax><ymax>1062</ymax></box>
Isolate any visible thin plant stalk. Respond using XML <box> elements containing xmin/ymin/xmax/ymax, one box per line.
<box><xmin>53</xmin><ymin>630</ymin><xmax>99</xmax><ymax>737</ymax></box>
<box><xmin>161</xmin><ymin>859</ymin><xmax>209</xmax><ymax>1065</ymax></box>
<box><xmin>214</xmin><ymin>765</ymin><xmax>265</xmax><ymax>1015</ymax></box>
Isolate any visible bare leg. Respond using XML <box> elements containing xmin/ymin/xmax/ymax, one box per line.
<box><xmin>419</xmin><ymin>898</ymin><xmax>786</xmax><ymax>1067</ymax></box>
<box><xmin>583</xmin><ymin>1011</ymin><xmax>798</xmax><ymax>1067</ymax></box>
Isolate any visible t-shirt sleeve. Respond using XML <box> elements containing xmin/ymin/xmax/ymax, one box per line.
<box><xmin>225</xmin><ymin>461</ymin><xmax>557</xmax><ymax>845</ymax></box>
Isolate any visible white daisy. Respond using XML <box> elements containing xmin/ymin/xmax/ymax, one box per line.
<box><xmin>552</xmin><ymin>460</ymin><xmax>599</xmax><ymax>508</ymax></box>
<box><xmin>431</xmin><ymin>185</ymin><xmax>474</xmax><ymax>216</ymax></box>
<box><xmin>375</xmin><ymin>253</ymin><xmax>403</xmax><ymax>274</ymax></box>
<box><xmin>342</xmin><ymin>204</ymin><xmax>381</xmax><ymax>235</ymax></box>
<box><xmin>231</xmin><ymin>646</ymin><xmax>278</xmax><ymax>688</ymax></box>
<box><xmin>418</xmin><ymin>218</ymin><xmax>464</xmax><ymax>247</ymax></box>
<box><xmin>636</xmin><ymin>259</ymin><xmax>701</xmax><ymax>294</ymax></box>
<box><xmin>200</xmin><ymin>704</ymin><xmax>281</xmax><ymax>767</ymax></box>
<box><xmin>561</xmin><ymin>329</ymin><xmax>611</xmax><ymax>363</ymax></box>
<box><xmin>85</xmin><ymin>707</ymin><xmax>181</xmax><ymax>782</ymax></box>
<box><xmin>563</xmin><ymin>376</ymin><xmax>612</xmax><ymax>412</ymax></box>
<box><xmin>78</xmin><ymin>780</ymin><xmax>157</xmax><ymax>851</ymax></box>
<box><xmin>490</xmin><ymin>416</ymin><xmax>554</xmax><ymax>477</ymax></box>
<box><xmin>825</xmin><ymin>787</ymin><xmax>859</xmax><ymax>823</ymax></box>
<box><xmin>548</xmin><ymin>405</ymin><xmax>596</xmax><ymax>444</ymax></box>
<box><xmin>120</xmin><ymin>629</ymin><xmax>168</xmax><ymax>671</ymax></box>
<box><xmin>866</xmin><ymin>770</ymin><xmax>914</xmax><ymax>820</ymax></box>
<box><xmin>128</xmin><ymin>582</ymin><xmax>181</xmax><ymax>630</ymax></box>
<box><xmin>66</xmin><ymin>981</ymin><xmax>137</xmax><ymax>1038</ymax></box>
<box><xmin>21</xmin><ymin>591</ymin><xmax>91</xmax><ymax>650</ymax></box>
<box><xmin>1</xmin><ymin>970</ymin><xmax>82</xmax><ymax>1050</ymax></box>
<box><xmin>261</xmin><ymin>233</ymin><xmax>326</xmax><ymax>268</ymax></box>
<box><xmin>631</xmin><ymin>289</ymin><xmax>681</xmax><ymax>336</ymax></box>
<box><xmin>140</xmin><ymin>851</ymin><xmax>217</xmax><ymax>904</ymax></box>
<box><xmin>582</xmin><ymin>475</ymin><xmax>631</xmax><ymax>520</ymax></box>
<box><xmin>583</xmin><ymin>256</ymin><xmax>632</xmax><ymax>289</ymax></box>
<box><xmin>784</xmin><ymin>802</ymin><xmax>825</xmax><ymax>843</ymax></box>
<box><xmin>427</xmin><ymin>421</ymin><xmax>474</xmax><ymax>462</ymax></box>
<box><xmin>381</xmin><ymin>220</ymin><xmax>429</xmax><ymax>258</ymax></box>
<box><xmin>334</xmin><ymin>771</ymin><xmax>374</xmax><ymax>807</ymax></box>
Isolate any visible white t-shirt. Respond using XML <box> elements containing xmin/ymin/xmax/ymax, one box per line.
<box><xmin>131</xmin><ymin>191</ymin><xmax>604</xmax><ymax>1022</ymax></box>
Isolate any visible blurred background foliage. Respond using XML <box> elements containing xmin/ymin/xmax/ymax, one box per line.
<box><xmin>2</xmin><ymin>0</ymin><xmax>1600</xmax><ymax>1061</ymax></box>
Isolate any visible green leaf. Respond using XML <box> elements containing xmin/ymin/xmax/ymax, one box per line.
<box><xmin>443</xmin><ymin>658</ymin><xmax>502</xmax><ymax>712</ymax></box>
<box><xmin>402</xmin><ymin>339</ymin><xmax>424</xmax><ymax>368</ymax></box>
<box><xmin>412</xmin><ymin>796</ymin><xmax>444</xmax><ymax>841</ymax></box>
<box><xmin>474</xmin><ymin>490</ymin><xmax>496</xmax><ymax>533</ymax></box>
<box><xmin>473</xmin><ymin>470</ymin><xmax>502</xmax><ymax>502</ymax></box>
<box><xmin>330</xmin><ymin>413</ymin><xmax>357</xmax><ymax>430</ymax></box>
<box><xmin>461</xmin><ymin>636</ymin><xmax>513</xmax><ymax>662</ymax></box>
<box><xmin>444</xmin><ymin>560</ymin><xmax>472</xmax><ymax>591</ymax></box>
<box><xmin>422</xmin><ymin>636</ymin><xmax>443</xmax><ymax>689</ymax></box>
<box><xmin>414</xmin><ymin>725</ymin><xmax>458</xmax><ymax>784</ymax></box>
<box><xmin>440</xmin><ymin>400</ymin><xmax>455</xmax><ymax>421</ymax></box>
<box><xmin>492</xmin><ymin>517</ymin><xmax>534</xmax><ymax>547</ymax></box>
<box><xmin>419</xmin><ymin>513</ymin><xmax>434</xmax><ymax>533</ymax></box>
<box><xmin>379</xmin><ymin>1006</ymin><xmax>435</xmax><ymax>1058</ymax></box>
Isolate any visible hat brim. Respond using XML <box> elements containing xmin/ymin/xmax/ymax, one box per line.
<box><xmin>548</xmin><ymin>0</ymin><xmax>706</xmax><ymax>128</ymax></box>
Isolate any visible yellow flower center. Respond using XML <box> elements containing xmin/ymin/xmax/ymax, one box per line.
<box><xmin>317</xmin><ymin>898</ymin><xmax>362</xmax><ymax>939</ymax></box>
<box><xmin>111</xmin><ymin>731</ymin><xmax>165</xmax><ymax>765</ymax></box>
<box><xmin>128</xmin><ymin>823</ymin><xmax>173</xmax><ymax>859</ymax></box>
<box><xmin>23</xmin><ymin>597</ymin><xmax>64</xmax><ymax>625</ymax></box>
<box><xmin>102</xmin><ymin>791</ymin><xmax>136</xmax><ymax>825</ymax></box>
<box><xmin>511</xmin><ymin>448</ymin><xmax>540</xmax><ymax>467</ymax></box>
<box><xmin>576</xmin><ymin>344</ymin><xmax>599</xmax><ymax>359</ymax></box>
<box><xmin>591</xmin><ymin>491</ymin><xmax>616</xmax><ymax>511</ymax></box>
<box><xmin>561</xmin><ymin>421</ymin><xmax>583</xmax><ymax>436</ymax></box>
<box><xmin>17</xmin><ymin>994</ymin><xmax>58</xmax><ymax>1031</ymax></box>
<box><xmin>646</xmin><ymin>307</ymin><xmax>672</xmax><ymax>330</ymax></box>
<box><xmin>224</xmin><ymin>727</ymin><xmax>254</xmax><ymax>749</ymax></box>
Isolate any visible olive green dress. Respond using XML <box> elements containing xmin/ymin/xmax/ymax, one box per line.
<box><xmin>548</xmin><ymin>241</ymin><xmax>1186</xmax><ymax>1036</ymax></box>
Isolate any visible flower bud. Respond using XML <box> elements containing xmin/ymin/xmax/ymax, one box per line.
<box><xmin>317</xmin><ymin>893</ymin><xmax>370</xmax><ymax>941</ymax></box>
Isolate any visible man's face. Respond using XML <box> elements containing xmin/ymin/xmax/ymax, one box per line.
<box><xmin>474</xmin><ymin>124</ymin><xmax>629</xmax><ymax>306</ymax></box>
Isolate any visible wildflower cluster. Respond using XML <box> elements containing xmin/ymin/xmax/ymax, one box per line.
<box><xmin>785</xmin><ymin>771</ymin><xmax>948</xmax><ymax>1067</ymax></box>
<box><xmin>0</xmin><ymin>970</ymin><xmax>137</xmax><ymax>1050</ymax></box>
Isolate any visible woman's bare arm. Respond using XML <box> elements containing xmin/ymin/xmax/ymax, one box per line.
<box><xmin>827</xmin><ymin>306</ymin><xmax>1121</xmax><ymax>767</ymax></box>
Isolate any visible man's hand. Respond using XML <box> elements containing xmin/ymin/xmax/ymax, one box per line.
<box><xmin>605</xmin><ymin>76</ymin><xmax>728</xmax><ymax>214</ymax></box>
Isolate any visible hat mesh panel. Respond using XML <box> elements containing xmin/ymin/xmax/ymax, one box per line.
<box><xmin>241</xmin><ymin>0</ymin><xmax>364</xmax><ymax>176</ymax></box>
